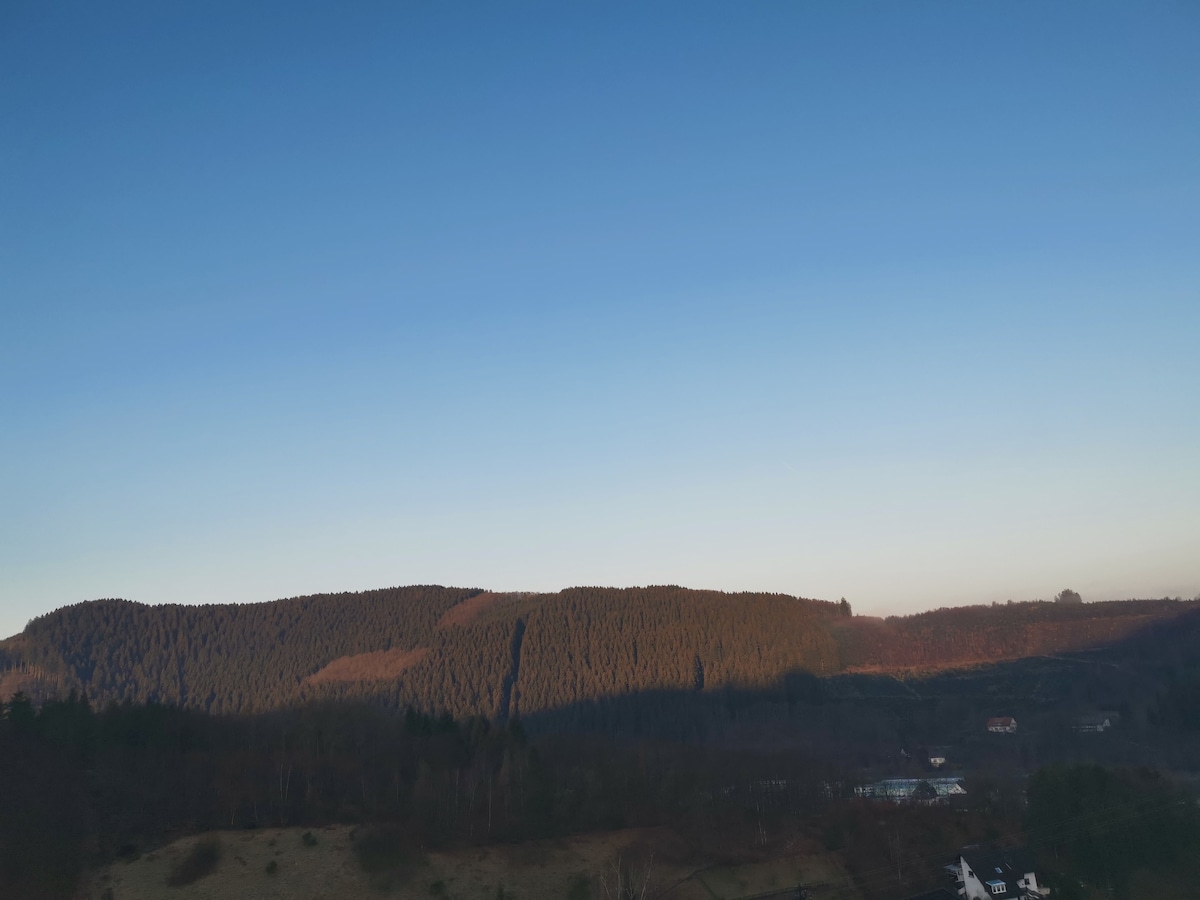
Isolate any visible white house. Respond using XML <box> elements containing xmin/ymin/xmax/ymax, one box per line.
<box><xmin>950</xmin><ymin>847</ymin><xmax>1044</xmax><ymax>899</ymax></box>
<box><xmin>986</xmin><ymin>717</ymin><xmax>1017</xmax><ymax>734</ymax></box>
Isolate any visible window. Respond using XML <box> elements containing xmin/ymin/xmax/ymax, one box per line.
<box><xmin>985</xmin><ymin>879</ymin><xmax>1006</xmax><ymax>895</ymax></box>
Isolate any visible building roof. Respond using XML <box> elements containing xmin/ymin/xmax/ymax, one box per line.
<box><xmin>987</xmin><ymin>716</ymin><xmax>1016</xmax><ymax>726</ymax></box>
<box><xmin>959</xmin><ymin>846</ymin><xmax>1036</xmax><ymax>899</ymax></box>
<box><xmin>910</xmin><ymin>781</ymin><xmax>940</xmax><ymax>801</ymax></box>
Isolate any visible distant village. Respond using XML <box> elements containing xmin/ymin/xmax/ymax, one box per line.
<box><xmin>849</xmin><ymin>712</ymin><xmax>1118</xmax><ymax>813</ymax></box>
<box><xmin>738</xmin><ymin>711</ymin><xmax>1129</xmax><ymax>899</ymax></box>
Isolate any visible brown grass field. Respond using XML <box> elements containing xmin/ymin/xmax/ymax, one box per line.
<box><xmin>79</xmin><ymin>825</ymin><xmax>860</xmax><ymax>900</ymax></box>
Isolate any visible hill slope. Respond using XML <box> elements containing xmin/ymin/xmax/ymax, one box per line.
<box><xmin>2</xmin><ymin>586</ymin><xmax>1194</xmax><ymax>720</ymax></box>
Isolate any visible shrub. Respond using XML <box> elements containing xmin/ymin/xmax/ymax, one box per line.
<box><xmin>166</xmin><ymin>836</ymin><xmax>221</xmax><ymax>886</ymax></box>
<box><xmin>353</xmin><ymin>824</ymin><xmax>426</xmax><ymax>889</ymax></box>
<box><xmin>567</xmin><ymin>874</ymin><xmax>590</xmax><ymax>900</ymax></box>
<box><xmin>301</xmin><ymin>831</ymin><xmax>318</xmax><ymax>847</ymax></box>
<box><xmin>266</xmin><ymin>859</ymin><xmax>279</xmax><ymax>875</ymax></box>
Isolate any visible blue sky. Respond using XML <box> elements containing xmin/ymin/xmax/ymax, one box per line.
<box><xmin>2</xmin><ymin>2</ymin><xmax>1198</xmax><ymax>637</ymax></box>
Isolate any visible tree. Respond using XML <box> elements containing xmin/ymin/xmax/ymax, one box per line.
<box><xmin>838</xmin><ymin>598</ymin><xmax>852</xmax><ymax>617</ymax></box>
<box><xmin>1054</xmin><ymin>589</ymin><xmax>1083</xmax><ymax>605</ymax></box>
<box><xmin>4</xmin><ymin>691</ymin><xmax>36</xmax><ymax>733</ymax></box>
<box><xmin>1027</xmin><ymin>764</ymin><xmax>1200</xmax><ymax>898</ymax></box>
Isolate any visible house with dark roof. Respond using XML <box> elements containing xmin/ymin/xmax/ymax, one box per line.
<box><xmin>910</xmin><ymin>781</ymin><xmax>940</xmax><ymax>804</ymax></box>
<box><xmin>986</xmin><ymin>716</ymin><xmax>1017</xmax><ymax>734</ymax></box>
<box><xmin>950</xmin><ymin>846</ymin><xmax>1044</xmax><ymax>899</ymax></box>
<box><xmin>1072</xmin><ymin>713</ymin><xmax>1113</xmax><ymax>733</ymax></box>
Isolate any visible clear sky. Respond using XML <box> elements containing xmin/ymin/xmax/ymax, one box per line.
<box><xmin>3</xmin><ymin>2</ymin><xmax>1198</xmax><ymax>638</ymax></box>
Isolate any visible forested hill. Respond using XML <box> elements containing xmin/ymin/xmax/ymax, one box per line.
<box><xmin>1</xmin><ymin>585</ymin><xmax>1194</xmax><ymax>719</ymax></box>
<box><xmin>833</xmin><ymin>598</ymin><xmax>1195</xmax><ymax>671</ymax></box>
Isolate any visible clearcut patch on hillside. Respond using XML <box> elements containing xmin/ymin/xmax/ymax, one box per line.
<box><xmin>437</xmin><ymin>592</ymin><xmax>507</xmax><ymax>629</ymax></box>
<box><xmin>303</xmin><ymin>647</ymin><xmax>429</xmax><ymax>685</ymax></box>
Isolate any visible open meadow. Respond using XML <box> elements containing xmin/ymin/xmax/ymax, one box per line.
<box><xmin>81</xmin><ymin>825</ymin><xmax>859</xmax><ymax>900</ymax></box>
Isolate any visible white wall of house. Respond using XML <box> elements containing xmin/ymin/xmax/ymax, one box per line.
<box><xmin>958</xmin><ymin>858</ymin><xmax>992</xmax><ymax>900</ymax></box>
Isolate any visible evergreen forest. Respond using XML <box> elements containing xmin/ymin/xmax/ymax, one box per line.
<box><xmin>2</xmin><ymin>586</ymin><xmax>1193</xmax><ymax>724</ymax></box>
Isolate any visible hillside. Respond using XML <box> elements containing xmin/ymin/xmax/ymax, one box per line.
<box><xmin>832</xmin><ymin>598</ymin><xmax>1194</xmax><ymax>671</ymax></box>
<box><xmin>2</xmin><ymin>586</ymin><xmax>1194</xmax><ymax>721</ymax></box>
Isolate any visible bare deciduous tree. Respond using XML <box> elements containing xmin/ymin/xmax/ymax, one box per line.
<box><xmin>600</xmin><ymin>853</ymin><xmax>653</xmax><ymax>900</ymax></box>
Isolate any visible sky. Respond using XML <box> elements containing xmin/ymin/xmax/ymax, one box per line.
<box><xmin>2</xmin><ymin>2</ymin><xmax>1198</xmax><ymax>638</ymax></box>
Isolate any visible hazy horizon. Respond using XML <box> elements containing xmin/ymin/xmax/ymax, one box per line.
<box><xmin>4</xmin><ymin>2</ymin><xmax>1198</xmax><ymax>640</ymax></box>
